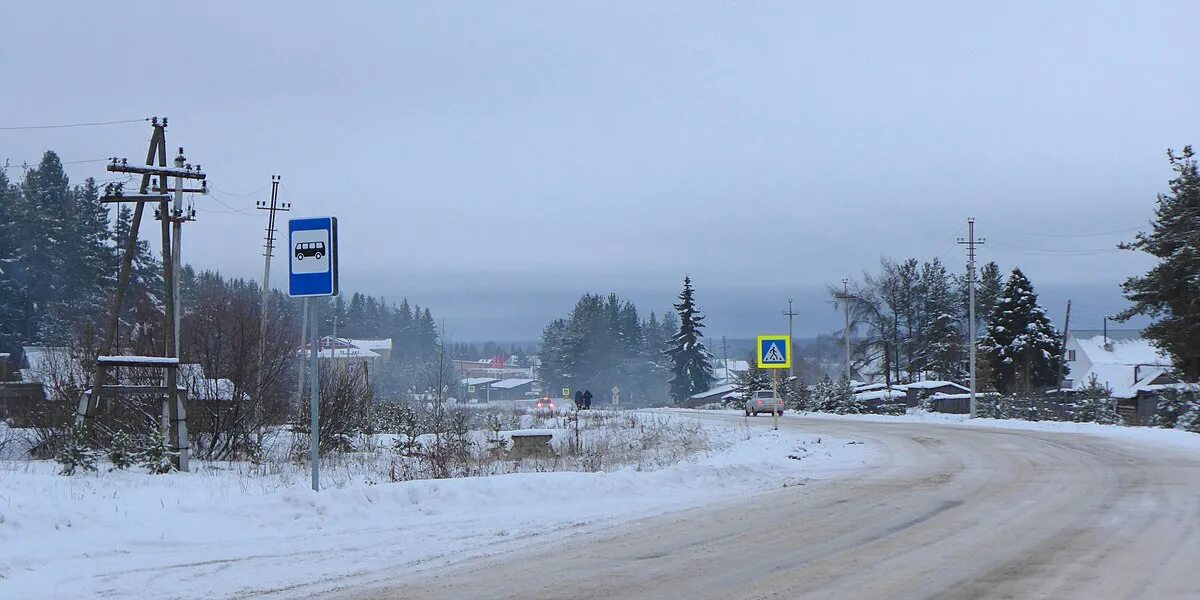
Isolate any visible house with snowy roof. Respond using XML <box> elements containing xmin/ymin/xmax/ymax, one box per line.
<box><xmin>689</xmin><ymin>383</ymin><xmax>741</xmax><ymax>406</ymax></box>
<box><xmin>709</xmin><ymin>359</ymin><xmax>751</xmax><ymax>385</ymax></box>
<box><xmin>485</xmin><ymin>378</ymin><xmax>541</xmax><ymax>401</ymax></box>
<box><xmin>299</xmin><ymin>337</ymin><xmax>390</xmax><ymax>384</ymax></box>
<box><xmin>1063</xmin><ymin>330</ymin><xmax>1174</xmax><ymax>399</ymax></box>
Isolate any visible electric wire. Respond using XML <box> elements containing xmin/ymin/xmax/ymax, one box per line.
<box><xmin>0</xmin><ymin>118</ymin><xmax>148</xmax><ymax>131</ymax></box>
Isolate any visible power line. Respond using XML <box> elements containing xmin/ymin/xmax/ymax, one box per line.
<box><xmin>3</xmin><ymin>158</ymin><xmax>112</xmax><ymax>169</ymax></box>
<box><xmin>0</xmin><ymin>118</ymin><xmax>148</xmax><ymax>131</ymax></box>
<box><xmin>987</xmin><ymin>240</ymin><xmax>1125</xmax><ymax>256</ymax></box>
<box><xmin>208</xmin><ymin>183</ymin><xmax>270</xmax><ymax>197</ymax></box>
<box><xmin>989</xmin><ymin>223</ymin><xmax>1146</xmax><ymax>238</ymax></box>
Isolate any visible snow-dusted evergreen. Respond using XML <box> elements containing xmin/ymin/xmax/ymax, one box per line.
<box><xmin>56</xmin><ymin>424</ymin><xmax>98</xmax><ymax>475</ymax></box>
<box><xmin>921</xmin><ymin>258</ymin><xmax>963</xmax><ymax>380</ymax></box>
<box><xmin>1117</xmin><ymin>146</ymin><xmax>1200</xmax><ymax>380</ymax></box>
<box><xmin>538</xmin><ymin>293</ymin><xmax>674</xmax><ymax>405</ymax></box>
<box><xmin>665</xmin><ymin>276</ymin><xmax>714</xmax><ymax>404</ymax></box>
<box><xmin>1069</xmin><ymin>375</ymin><xmax>1121</xmax><ymax>424</ymax></box>
<box><xmin>0</xmin><ymin>152</ymin><xmax>115</xmax><ymax>351</ymax></box>
<box><xmin>979</xmin><ymin>268</ymin><xmax>1065</xmax><ymax>394</ymax></box>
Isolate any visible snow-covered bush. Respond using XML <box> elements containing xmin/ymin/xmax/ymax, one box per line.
<box><xmin>56</xmin><ymin>424</ymin><xmax>98</xmax><ymax>475</ymax></box>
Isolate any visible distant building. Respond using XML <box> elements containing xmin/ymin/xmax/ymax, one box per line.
<box><xmin>710</xmin><ymin>359</ymin><xmax>751</xmax><ymax>385</ymax></box>
<box><xmin>452</xmin><ymin>358</ymin><xmax>535</xmax><ymax>380</ymax></box>
<box><xmin>486</xmin><ymin>378</ymin><xmax>541</xmax><ymax>401</ymax></box>
<box><xmin>1063</xmin><ymin>330</ymin><xmax>1173</xmax><ymax>398</ymax></box>
<box><xmin>689</xmin><ymin>383</ymin><xmax>740</xmax><ymax>405</ymax></box>
<box><xmin>345</xmin><ymin>338</ymin><xmax>392</xmax><ymax>362</ymax></box>
<box><xmin>299</xmin><ymin>337</ymin><xmax>390</xmax><ymax>384</ymax></box>
<box><xmin>461</xmin><ymin>377</ymin><xmax>501</xmax><ymax>402</ymax></box>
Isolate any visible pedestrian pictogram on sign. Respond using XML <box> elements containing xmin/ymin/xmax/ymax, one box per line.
<box><xmin>756</xmin><ymin>335</ymin><xmax>791</xmax><ymax>369</ymax></box>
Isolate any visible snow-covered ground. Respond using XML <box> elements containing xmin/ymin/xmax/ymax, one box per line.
<box><xmin>0</xmin><ymin>415</ymin><xmax>879</xmax><ymax>599</ymax></box>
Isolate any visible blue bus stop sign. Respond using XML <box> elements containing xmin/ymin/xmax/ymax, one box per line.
<box><xmin>288</xmin><ymin>217</ymin><xmax>338</xmax><ymax>297</ymax></box>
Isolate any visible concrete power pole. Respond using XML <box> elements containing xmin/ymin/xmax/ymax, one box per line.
<box><xmin>255</xmin><ymin>175</ymin><xmax>289</xmax><ymax>440</ymax></box>
<box><xmin>783</xmin><ymin>299</ymin><xmax>798</xmax><ymax>379</ymax></box>
<box><xmin>958</xmin><ymin>218</ymin><xmax>986</xmax><ymax>418</ymax></box>
<box><xmin>833</xmin><ymin>279</ymin><xmax>853</xmax><ymax>381</ymax></box>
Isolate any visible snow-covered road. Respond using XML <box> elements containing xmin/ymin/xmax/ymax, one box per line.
<box><xmin>345</xmin><ymin>412</ymin><xmax>1200</xmax><ymax>600</ymax></box>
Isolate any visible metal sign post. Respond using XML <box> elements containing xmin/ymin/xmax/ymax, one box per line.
<box><xmin>289</xmin><ymin>217</ymin><xmax>339</xmax><ymax>492</ymax></box>
<box><xmin>757</xmin><ymin>335</ymin><xmax>791</xmax><ymax>431</ymax></box>
<box><xmin>308</xmin><ymin>299</ymin><xmax>319</xmax><ymax>492</ymax></box>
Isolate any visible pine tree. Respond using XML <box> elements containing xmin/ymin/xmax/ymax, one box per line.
<box><xmin>1069</xmin><ymin>375</ymin><xmax>1121</xmax><ymax>424</ymax></box>
<box><xmin>1117</xmin><ymin>146</ymin><xmax>1200</xmax><ymax>379</ymax></box>
<box><xmin>788</xmin><ymin>375</ymin><xmax>811</xmax><ymax>411</ymax></box>
<box><xmin>137</xmin><ymin>427</ymin><xmax>178</xmax><ymax>474</ymax></box>
<box><xmin>56</xmin><ymin>424</ymin><xmax>99</xmax><ymax>475</ymax></box>
<box><xmin>734</xmin><ymin>357</ymin><xmax>771</xmax><ymax>410</ymax></box>
<box><xmin>921</xmin><ymin>258</ymin><xmax>963</xmax><ymax>380</ymax></box>
<box><xmin>980</xmin><ymin>268</ymin><xmax>1065</xmax><ymax>394</ymax></box>
<box><xmin>665</xmin><ymin>276</ymin><xmax>714</xmax><ymax>404</ymax></box>
<box><xmin>811</xmin><ymin>375</ymin><xmax>835</xmax><ymax>412</ymax></box>
<box><xmin>1152</xmin><ymin>388</ymin><xmax>1196</xmax><ymax>429</ymax></box>
<box><xmin>106</xmin><ymin>431</ymin><xmax>137</xmax><ymax>470</ymax></box>
<box><xmin>0</xmin><ymin>169</ymin><xmax>20</xmax><ymax>353</ymax></box>
<box><xmin>830</xmin><ymin>375</ymin><xmax>861</xmax><ymax>414</ymax></box>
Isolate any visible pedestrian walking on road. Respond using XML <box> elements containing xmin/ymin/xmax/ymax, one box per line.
<box><xmin>574</xmin><ymin>390</ymin><xmax>584</xmax><ymax>410</ymax></box>
<box><xmin>583</xmin><ymin>389</ymin><xmax>593</xmax><ymax>410</ymax></box>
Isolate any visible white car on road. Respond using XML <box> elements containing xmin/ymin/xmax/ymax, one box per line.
<box><xmin>744</xmin><ymin>390</ymin><xmax>784</xmax><ymax>416</ymax></box>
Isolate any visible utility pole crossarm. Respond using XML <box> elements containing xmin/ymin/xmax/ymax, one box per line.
<box><xmin>107</xmin><ymin>160</ymin><xmax>207</xmax><ymax>179</ymax></box>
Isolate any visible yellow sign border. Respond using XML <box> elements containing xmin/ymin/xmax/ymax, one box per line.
<box><xmin>756</xmin><ymin>335</ymin><xmax>791</xmax><ymax>369</ymax></box>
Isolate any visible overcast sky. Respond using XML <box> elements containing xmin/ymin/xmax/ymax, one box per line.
<box><xmin>4</xmin><ymin>2</ymin><xmax>1197</xmax><ymax>341</ymax></box>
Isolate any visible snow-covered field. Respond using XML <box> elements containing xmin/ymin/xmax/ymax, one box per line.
<box><xmin>0</xmin><ymin>413</ymin><xmax>879</xmax><ymax>599</ymax></box>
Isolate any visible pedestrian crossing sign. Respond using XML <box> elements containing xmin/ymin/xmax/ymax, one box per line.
<box><xmin>757</xmin><ymin>335</ymin><xmax>791</xmax><ymax>369</ymax></box>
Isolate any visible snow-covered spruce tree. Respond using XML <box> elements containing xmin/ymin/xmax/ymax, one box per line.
<box><xmin>1069</xmin><ymin>374</ymin><xmax>1121</xmax><ymax>424</ymax></box>
<box><xmin>1117</xmin><ymin>146</ymin><xmax>1200</xmax><ymax>380</ymax></box>
<box><xmin>56</xmin><ymin>424</ymin><xmax>98</xmax><ymax>475</ymax></box>
<box><xmin>665</xmin><ymin>276</ymin><xmax>715</xmax><ymax>405</ymax></box>
<box><xmin>921</xmin><ymin>258</ymin><xmax>963</xmax><ymax>380</ymax></box>
<box><xmin>733</xmin><ymin>360</ymin><xmax>771</xmax><ymax>410</ymax></box>
<box><xmin>789</xmin><ymin>375</ymin><xmax>811</xmax><ymax>411</ymax></box>
<box><xmin>1178</xmin><ymin>403</ymin><xmax>1200</xmax><ymax>434</ymax></box>
<box><xmin>811</xmin><ymin>375</ymin><xmax>835</xmax><ymax>412</ymax></box>
<box><xmin>830</xmin><ymin>375</ymin><xmax>863</xmax><ymax>414</ymax></box>
<box><xmin>979</xmin><ymin>268</ymin><xmax>1065</xmax><ymax>394</ymax></box>
<box><xmin>1153</xmin><ymin>388</ymin><xmax>1196</xmax><ymax>429</ymax></box>
<box><xmin>106</xmin><ymin>431</ymin><xmax>136</xmax><ymax>471</ymax></box>
<box><xmin>137</xmin><ymin>427</ymin><xmax>178</xmax><ymax>474</ymax></box>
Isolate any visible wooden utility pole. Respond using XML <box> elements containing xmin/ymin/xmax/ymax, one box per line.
<box><xmin>958</xmin><ymin>218</ymin><xmax>986</xmax><ymax>418</ymax></box>
<box><xmin>77</xmin><ymin>118</ymin><xmax>207</xmax><ymax>471</ymax></box>
<box><xmin>255</xmin><ymin>175</ymin><xmax>288</xmax><ymax>440</ymax></box>
<box><xmin>1058</xmin><ymin>300</ymin><xmax>1072</xmax><ymax>391</ymax></box>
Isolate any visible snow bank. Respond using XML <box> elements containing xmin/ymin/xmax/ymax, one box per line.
<box><xmin>798</xmin><ymin>410</ymin><xmax>1200</xmax><ymax>451</ymax></box>
<box><xmin>0</xmin><ymin>419</ymin><xmax>879</xmax><ymax>599</ymax></box>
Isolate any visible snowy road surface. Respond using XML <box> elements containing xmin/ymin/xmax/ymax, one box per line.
<box><xmin>344</xmin><ymin>413</ymin><xmax>1200</xmax><ymax>600</ymax></box>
